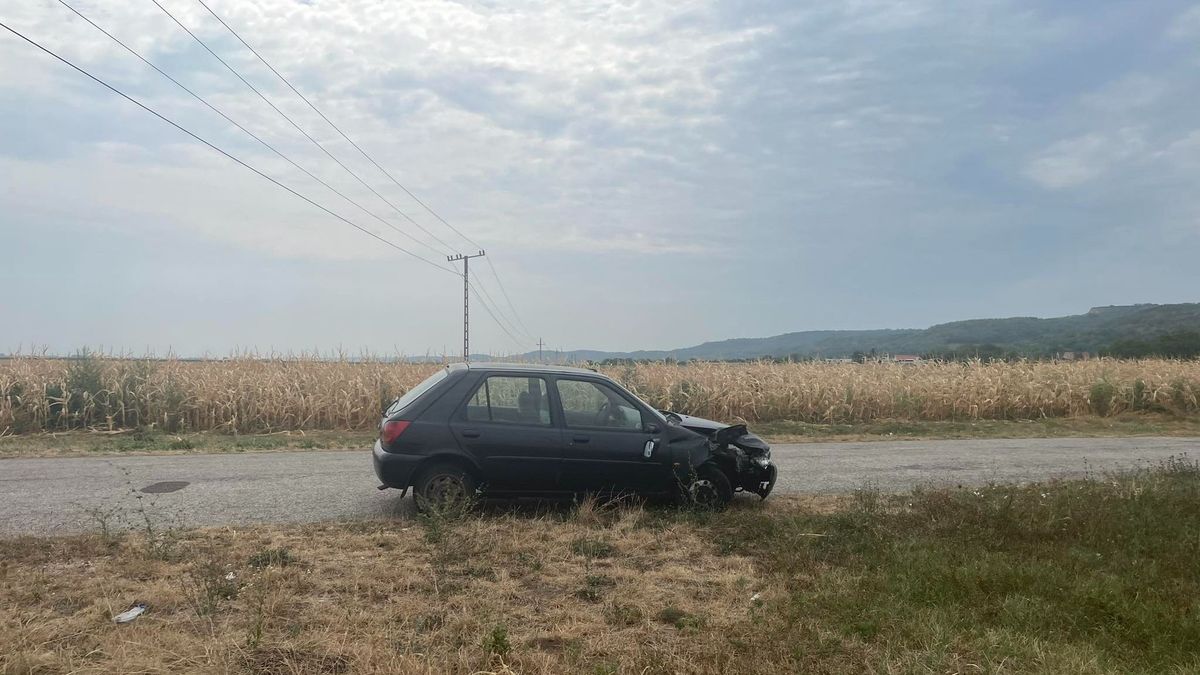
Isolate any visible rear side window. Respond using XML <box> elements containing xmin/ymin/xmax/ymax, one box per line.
<box><xmin>386</xmin><ymin>368</ymin><xmax>448</xmax><ymax>417</ymax></box>
<box><xmin>465</xmin><ymin>376</ymin><xmax>551</xmax><ymax>426</ymax></box>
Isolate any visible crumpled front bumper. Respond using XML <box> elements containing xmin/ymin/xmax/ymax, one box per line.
<box><xmin>751</xmin><ymin>462</ymin><xmax>777</xmax><ymax>499</ymax></box>
<box><xmin>732</xmin><ymin>459</ymin><xmax>776</xmax><ymax>499</ymax></box>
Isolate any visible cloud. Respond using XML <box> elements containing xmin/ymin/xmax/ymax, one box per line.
<box><xmin>4</xmin><ymin>0</ymin><xmax>1200</xmax><ymax>354</ymax></box>
<box><xmin>1158</xmin><ymin>129</ymin><xmax>1200</xmax><ymax>168</ymax></box>
<box><xmin>1024</xmin><ymin>129</ymin><xmax>1146</xmax><ymax>190</ymax></box>
<box><xmin>1168</xmin><ymin>4</ymin><xmax>1200</xmax><ymax>40</ymax></box>
<box><xmin>0</xmin><ymin>146</ymin><xmax>404</xmax><ymax>263</ymax></box>
<box><xmin>3</xmin><ymin>0</ymin><xmax>778</xmax><ymax>263</ymax></box>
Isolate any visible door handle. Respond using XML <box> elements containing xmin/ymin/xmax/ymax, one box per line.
<box><xmin>461</xmin><ymin>429</ymin><xmax>481</xmax><ymax>438</ymax></box>
<box><xmin>571</xmin><ymin>435</ymin><xmax>590</xmax><ymax>444</ymax></box>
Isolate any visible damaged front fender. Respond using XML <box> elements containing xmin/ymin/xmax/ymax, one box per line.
<box><xmin>665</xmin><ymin>412</ymin><xmax>778</xmax><ymax>500</ymax></box>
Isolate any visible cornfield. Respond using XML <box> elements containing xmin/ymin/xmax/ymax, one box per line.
<box><xmin>1</xmin><ymin>356</ymin><xmax>1198</xmax><ymax>434</ymax></box>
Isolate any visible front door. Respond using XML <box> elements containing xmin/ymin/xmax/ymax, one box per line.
<box><xmin>449</xmin><ymin>374</ymin><xmax>561</xmax><ymax>493</ymax></box>
<box><xmin>553</xmin><ymin>378</ymin><xmax>673</xmax><ymax>495</ymax></box>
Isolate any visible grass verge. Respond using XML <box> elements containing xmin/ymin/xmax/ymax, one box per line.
<box><xmin>755</xmin><ymin>412</ymin><xmax>1200</xmax><ymax>443</ymax></box>
<box><xmin>3</xmin><ymin>461</ymin><xmax>1198</xmax><ymax>673</ymax></box>
<box><xmin>2</xmin><ymin>414</ymin><xmax>1198</xmax><ymax>459</ymax></box>
<box><xmin>0</xmin><ymin>429</ymin><xmax>375</xmax><ymax>458</ymax></box>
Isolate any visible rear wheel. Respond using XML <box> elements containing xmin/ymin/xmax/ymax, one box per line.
<box><xmin>413</xmin><ymin>462</ymin><xmax>477</xmax><ymax>513</ymax></box>
<box><xmin>685</xmin><ymin>464</ymin><xmax>733</xmax><ymax>510</ymax></box>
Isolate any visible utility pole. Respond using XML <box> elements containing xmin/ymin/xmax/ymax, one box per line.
<box><xmin>447</xmin><ymin>250</ymin><xmax>486</xmax><ymax>362</ymax></box>
<box><xmin>537</xmin><ymin>337</ymin><xmax>545</xmax><ymax>363</ymax></box>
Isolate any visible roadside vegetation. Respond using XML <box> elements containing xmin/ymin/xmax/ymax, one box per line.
<box><xmin>0</xmin><ymin>429</ymin><xmax>373</xmax><ymax>458</ymax></box>
<box><xmin>2</xmin><ymin>354</ymin><xmax>1198</xmax><ymax>436</ymax></box>
<box><xmin>4</xmin><ymin>415</ymin><xmax>1200</xmax><ymax>459</ymax></box>
<box><xmin>2</xmin><ymin>461</ymin><xmax>1198</xmax><ymax>673</ymax></box>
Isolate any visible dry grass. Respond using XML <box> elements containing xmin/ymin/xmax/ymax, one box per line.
<box><xmin>6</xmin><ymin>415</ymin><xmax>1200</xmax><ymax>460</ymax></box>
<box><xmin>4</xmin><ymin>462</ymin><xmax>1200</xmax><ymax>674</ymax></box>
<box><xmin>615</xmin><ymin>358</ymin><xmax>1200</xmax><ymax>423</ymax></box>
<box><xmin>0</xmin><ymin>500</ymin><xmax>772</xmax><ymax>674</ymax></box>
<box><xmin>2</xmin><ymin>355</ymin><xmax>1199</xmax><ymax>434</ymax></box>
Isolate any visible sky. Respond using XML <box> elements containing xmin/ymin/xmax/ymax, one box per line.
<box><xmin>2</xmin><ymin>0</ymin><xmax>1199</xmax><ymax>357</ymax></box>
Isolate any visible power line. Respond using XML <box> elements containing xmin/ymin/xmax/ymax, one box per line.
<box><xmin>172</xmin><ymin>0</ymin><xmax>541</xmax><ymax>352</ymax></box>
<box><xmin>194</xmin><ymin>0</ymin><xmax>481</xmax><ymax>252</ymax></box>
<box><xmin>483</xmin><ymin>256</ymin><xmax>535</xmax><ymax>338</ymax></box>
<box><xmin>0</xmin><ymin>20</ymin><xmax>458</xmax><ymax>276</ymax></box>
<box><xmin>193</xmin><ymin>0</ymin><xmax>537</xmax><ymax>340</ymax></box>
<box><xmin>148</xmin><ymin>0</ymin><xmax>458</xmax><ymax>257</ymax></box>
<box><xmin>468</xmin><ymin>282</ymin><xmax>527</xmax><ymax>353</ymax></box>
<box><xmin>469</xmin><ymin>267</ymin><xmax>533</xmax><ymax>342</ymax></box>
<box><xmin>54</xmin><ymin>0</ymin><xmax>446</xmax><ymax>260</ymax></box>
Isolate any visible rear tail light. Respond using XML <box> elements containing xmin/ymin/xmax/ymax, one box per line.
<box><xmin>381</xmin><ymin>419</ymin><xmax>411</xmax><ymax>445</ymax></box>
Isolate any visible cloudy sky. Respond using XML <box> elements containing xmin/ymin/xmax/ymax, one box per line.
<box><xmin>2</xmin><ymin>0</ymin><xmax>1199</xmax><ymax>357</ymax></box>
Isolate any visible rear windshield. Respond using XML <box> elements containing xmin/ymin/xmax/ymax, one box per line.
<box><xmin>385</xmin><ymin>368</ymin><xmax>449</xmax><ymax>417</ymax></box>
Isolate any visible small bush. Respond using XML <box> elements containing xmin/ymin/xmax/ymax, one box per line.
<box><xmin>576</xmin><ymin>574</ymin><xmax>616</xmax><ymax>602</ymax></box>
<box><xmin>571</xmin><ymin>538</ymin><xmax>615</xmax><ymax>559</ymax></box>
<box><xmin>655</xmin><ymin>606</ymin><xmax>701</xmax><ymax>630</ymax></box>
<box><xmin>606</xmin><ymin>602</ymin><xmax>643</xmax><ymax>626</ymax></box>
<box><xmin>482</xmin><ymin>624</ymin><xmax>511</xmax><ymax>657</ymax></box>
<box><xmin>1089</xmin><ymin>380</ymin><xmax>1117</xmax><ymax>416</ymax></box>
<box><xmin>247</xmin><ymin>547</ymin><xmax>296</xmax><ymax>568</ymax></box>
<box><xmin>184</xmin><ymin>558</ymin><xmax>239</xmax><ymax>616</ymax></box>
<box><xmin>168</xmin><ymin>437</ymin><xmax>194</xmax><ymax>450</ymax></box>
<box><xmin>1131</xmin><ymin>378</ymin><xmax>1149</xmax><ymax>410</ymax></box>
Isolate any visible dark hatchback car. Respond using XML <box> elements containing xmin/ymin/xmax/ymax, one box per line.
<box><xmin>373</xmin><ymin>363</ymin><xmax>777</xmax><ymax>509</ymax></box>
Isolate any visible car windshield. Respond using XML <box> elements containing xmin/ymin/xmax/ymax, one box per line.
<box><xmin>614</xmin><ymin>383</ymin><xmax>667</xmax><ymax>425</ymax></box>
<box><xmin>385</xmin><ymin>368</ymin><xmax>448</xmax><ymax>417</ymax></box>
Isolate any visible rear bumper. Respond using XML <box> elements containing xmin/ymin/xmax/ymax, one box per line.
<box><xmin>373</xmin><ymin>440</ymin><xmax>422</xmax><ymax>489</ymax></box>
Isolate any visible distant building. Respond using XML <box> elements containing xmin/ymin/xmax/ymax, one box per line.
<box><xmin>824</xmin><ymin>358</ymin><xmax>855</xmax><ymax>364</ymax></box>
<box><xmin>893</xmin><ymin>354</ymin><xmax>922</xmax><ymax>364</ymax></box>
<box><xmin>1058</xmin><ymin>351</ymin><xmax>1091</xmax><ymax>361</ymax></box>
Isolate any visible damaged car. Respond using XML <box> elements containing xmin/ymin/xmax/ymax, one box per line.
<box><xmin>373</xmin><ymin>362</ymin><xmax>777</xmax><ymax>510</ymax></box>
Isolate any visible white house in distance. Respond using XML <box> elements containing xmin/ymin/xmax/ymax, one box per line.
<box><xmin>893</xmin><ymin>354</ymin><xmax>922</xmax><ymax>364</ymax></box>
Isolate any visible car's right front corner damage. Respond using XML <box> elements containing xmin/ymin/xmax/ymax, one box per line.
<box><xmin>665</xmin><ymin>412</ymin><xmax>778</xmax><ymax>501</ymax></box>
<box><xmin>709</xmin><ymin>423</ymin><xmax>777</xmax><ymax>499</ymax></box>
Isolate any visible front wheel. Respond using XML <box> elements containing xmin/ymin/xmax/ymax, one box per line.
<box><xmin>413</xmin><ymin>462</ymin><xmax>477</xmax><ymax>513</ymax></box>
<box><xmin>684</xmin><ymin>465</ymin><xmax>733</xmax><ymax>510</ymax></box>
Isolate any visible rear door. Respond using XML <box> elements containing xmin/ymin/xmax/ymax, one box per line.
<box><xmin>553</xmin><ymin>377</ymin><xmax>673</xmax><ymax>494</ymax></box>
<box><xmin>448</xmin><ymin>373</ymin><xmax>562</xmax><ymax>493</ymax></box>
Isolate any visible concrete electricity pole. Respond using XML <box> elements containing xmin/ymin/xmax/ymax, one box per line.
<box><xmin>447</xmin><ymin>250</ymin><xmax>486</xmax><ymax>362</ymax></box>
<box><xmin>537</xmin><ymin>337</ymin><xmax>545</xmax><ymax>363</ymax></box>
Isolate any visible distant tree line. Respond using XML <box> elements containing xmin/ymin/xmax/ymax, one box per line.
<box><xmin>1101</xmin><ymin>331</ymin><xmax>1200</xmax><ymax>359</ymax></box>
<box><xmin>591</xmin><ymin>332</ymin><xmax>1200</xmax><ymax>366</ymax></box>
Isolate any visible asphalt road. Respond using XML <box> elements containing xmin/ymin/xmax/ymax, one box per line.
<box><xmin>2</xmin><ymin>436</ymin><xmax>1197</xmax><ymax>536</ymax></box>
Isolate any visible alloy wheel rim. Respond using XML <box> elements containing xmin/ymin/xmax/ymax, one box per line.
<box><xmin>689</xmin><ymin>478</ymin><xmax>718</xmax><ymax>506</ymax></box>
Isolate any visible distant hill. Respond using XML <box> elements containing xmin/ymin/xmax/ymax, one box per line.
<box><xmin>527</xmin><ymin>303</ymin><xmax>1200</xmax><ymax>362</ymax></box>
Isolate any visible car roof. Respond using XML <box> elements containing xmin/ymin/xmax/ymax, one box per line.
<box><xmin>450</xmin><ymin>361</ymin><xmax>602</xmax><ymax>376</ymax></box>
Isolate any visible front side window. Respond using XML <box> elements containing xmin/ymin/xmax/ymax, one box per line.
<box><xmin>556</xmin><ymin>379</ymin><xmax>644</xmax><ymax>430</ymax></box>
<box><xmin>464</xmin><ymin>375</ymin><xmax>551</xmax><ymax>426</ymax></box>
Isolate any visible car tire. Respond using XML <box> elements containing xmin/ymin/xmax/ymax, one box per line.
<box><xmin>413</xmin><ymin>462</ymin><xmax>477</xmax><ymax>513</ymax></box>
<box><xmin>685</xmin><ymin>464</ymin><xmax>733</xmax><ymax>510</ymax></box>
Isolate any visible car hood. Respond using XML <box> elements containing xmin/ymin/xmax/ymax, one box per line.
<box><xmin>667</xmin><ymin>412</ymin><xmax>728</xmax><ymax>434</ymax></box>
<box><xmin>663</xmin><ymin>411</ymin><xmax>771</xmax><ymax>457</ymax></box>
